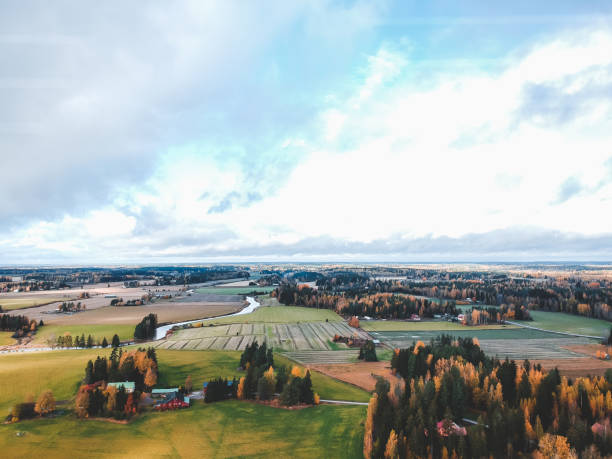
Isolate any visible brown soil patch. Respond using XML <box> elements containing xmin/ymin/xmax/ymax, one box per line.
<box><xmin>50</xmin><ymin>302</ymin><xmax>243</xmax><ymax>325</ymax></box>
<box><xmin>308</xmin><ymin>361</ymin><xmax>394</xmax><ymax>392</ymax></box>
<box><xmin>530</xmin><ymin>357</ymin><xmax>612</xmax><ymax>379</ymax></box>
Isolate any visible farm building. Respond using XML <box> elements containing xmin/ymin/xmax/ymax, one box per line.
<box><xmin>107</xmin><ymin>381</ymin><xmax>135</xmax><ymax>393</ymax></box>
<box><xmin>154</xmin><ymin>392</ymin><xmax>190</xmax><ymax>411</ymax></box>
<box><xmin>151</xmin><ymin>388</ymin><xmax>179</xmax><ymax>398</ymax></box>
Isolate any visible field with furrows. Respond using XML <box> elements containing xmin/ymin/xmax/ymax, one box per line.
<box><xmin>152</xmin><ymin>321</ymin><xmax>373</xmax><ymax>351</ymax></box>
<box><xmin>282</xmin><ymin>350</ymin><xmax>361</xmax><ymax>364</ymax></box>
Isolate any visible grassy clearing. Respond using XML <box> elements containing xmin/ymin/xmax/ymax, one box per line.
<box><xmin>32</xmin><ymin>324</ymin><xmax>135</xmax><ymax>345</ymax></box>
<box><xmin>204</xmin><ymin>305</ymin><xmax>342</xmax><ymax>325</ymax></box>
<box><xmin>195</xmin><ymin>286</ymin><xmax>275</xmax><ymax>295</ymax></box>
<box><xmin>0</xmin><ymin>297</ymin><xmax>67</xmax><ymax>311</ymax></box>
<box><xmin>0</xmin><ymin>401</ymin><xmax>365</xmax><ymax>458</ymax></box>
<box><xmin>361</xmin><ymin>320</ymin><xmax>516</xmax><ymax>331</ymax></box>
<box><xmin>527</xmin><ymin>310</ymin><xmax>611</xmax><ymax>337</ymax></box>
<box><xmin>0</xmin><ymin>348</ymin><xmax>369</xmax><ymax>415</ymax></box>
<box><xmin>0</xmin><ymin>331</ymin><xmax>15</xmax><ymax>346</ymax></box>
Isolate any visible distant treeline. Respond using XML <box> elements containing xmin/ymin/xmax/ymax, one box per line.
<box><xmin>0</xmin><ymin>313</ymin><xmax>36</xmax><ymax>333</ymax></box>
<box><xmin>273</xmin><ymin>285</ymin><xmax>456</xmax><ymax>318</ymax></box>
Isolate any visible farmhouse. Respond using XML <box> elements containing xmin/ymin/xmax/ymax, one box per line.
<box><xmin>154</xmin><ymin>392</ymin><xmax>190</xmax><ymax>411</ymax></box>
<box><xmin>107</xmin><ymin>381</ymin><xmax>135</xmax><ymax>393</ymax></box>
<box><xmin>151</xmin><ymin>388</ymin><xmax>179</xmax><ymax>398</ymax></box>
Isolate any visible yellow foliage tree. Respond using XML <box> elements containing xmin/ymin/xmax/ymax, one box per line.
<box><xmin>237</xmin><ymin>376</ymin><xmax>246</xmax><ymax>400</ymax></box>
<box><xmin>34</xmin><ymin>389</ymin><xmax>56</xmax><ymax>415</ymax></box>
<box><xmin>363</xmin><ymin>394</ymin><xmax>378</xmax><ymax>459</ymax></box>
<box><xmin>314</xmin><ymin>393</ymin><xmax>320</xmax><ymax>405</ymax></box>
<box><xmin>535</xmin><ymin>434</ymin><xmax>577</xmax><ymax>459</ymax></box>
<box><xmin>384</xmin><ymin>429</ymin><xmax>399</xmax><ymax>459</ymax></box>
<box><xmin>144</xmin><ymin>366</ymin><xmax>157</xmax><ymax>389</ymax></box>
<box><xmin>291</xmin><ymin>366</ymin><xmax>303</xmax><ymax>378</ymax></box>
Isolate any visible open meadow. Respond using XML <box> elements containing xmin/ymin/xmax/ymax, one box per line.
<box><xmin>0</xmin><ymin>401</ymin><xmax>365</xmax><ymax>459</ymax></box>
<box><xmin>0</xmin><ymin>348</ymin><xmax>370</xmax><ymax>415</ymax></box>
<box><xmin>526</xmin><ymin>310</ymin><xmax>612</xmax><ymax>337</ymax></box>
<box><xmin>0</xmin><ymin>296</ymin><xmax>70</xmax><ymax>312</ymax></box>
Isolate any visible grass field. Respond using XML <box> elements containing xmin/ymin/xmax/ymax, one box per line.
<box><xmin>0</xmin><ymin>348</ymin><xmax>369</xmax><ymax>415</ymax></box>
<box><xmin>0</xmin><ymin>401</ymin><xmax>365</xmax><ymax>458</ymax></box>
<box><xmin>195</xmin><ymin>286</ymin><xmax>275</xmax><ymax>295</ymax></box>
<box><xmin>527</xmin><ymin>310</ymin><xmax>611</xmax><ymax>337</ymax></box>
<box><xmin>360</xmin><ymin>320</ymin><xmax>516</xmax><ymax>331</ymax></box>
<box><xmin>203</xmin><ymin>305</ymin><xmax>342</xmax><ymax>325</ymax></box>
<box><xmin>0</xmin><ymin>297</ymin><xmax>67</xmax><ymax>311</ymax></box>
<box><xmin>370</xmin><ymin>327</ymin><xmax>568</xmax><ymax>342</ymax></box>
<box><xmin>32</xmin><ymin>324</ymin><xmax>135</xmax><ymax>345</ymax></box>
<box><xmin>0</xmin><ymin>332</ymin><xmax>15</xmax><ymax>346</ymax></box>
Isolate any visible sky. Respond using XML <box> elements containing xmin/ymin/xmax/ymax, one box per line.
<box><xmin>1</xmin><ymin>0</ymin><xmax>612</xmax><ymax>264</ymax></box>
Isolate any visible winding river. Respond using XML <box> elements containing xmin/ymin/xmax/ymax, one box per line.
<box><xmin>154</xmin><ymin>296</ymin><xmax>261</xmax><ymax>340</ymax></box>
<box><xmin>1</xmin><ymin>296</ymin><xmax>262</xmax><ymax>354</ymax></box>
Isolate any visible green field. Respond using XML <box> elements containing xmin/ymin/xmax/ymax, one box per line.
<box><xmin>32</xmin><ymin>324</ymin><xmax>135</xmax><ymax>346</ymax></box>
<box><xmin>0</xmin><ymin>297</ymin><xmax>67</xmax><ymax>311</ymax></box>
<box><xmin>369</xmin><ymin>327</ymin><xmax>566</xmax><ymax>344</ymax></box>
<box><xmin>203</xmin><ymin>306</ymin><xmax>342</xmax><ymax>325</ymax></box>
<box><xmin>195</xmin><ymin>286</ymin><xmax>275</xmax><ymax>295</ymax></box>
<box><xmin>0</xmin><ymin>332</ymin><xmax>15</xmax><ymax>346</ymax></box>
<box><xmin>527</xmin><ymin>310</ymin><xmax>611</xmax><ymax>337</ymax></box>
<box><xmin>0</xmin><ymin>401</ymin><xmax>364</xmax><ymax>458</ymax></box>
<box><xmin>0</xmin><ymin>348</ymin><xmax>369</xmax><ymax>415</ymax></box>
<box><xmin>361</xmin><ymin>320</ymin><xmax>516</xmax><ymax>331</ymax></box>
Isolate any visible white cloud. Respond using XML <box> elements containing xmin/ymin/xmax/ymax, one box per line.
<box><xmin>2</xmin><ymin>25</ymin><xmax>612</xmax><ymax>262</ymax></box>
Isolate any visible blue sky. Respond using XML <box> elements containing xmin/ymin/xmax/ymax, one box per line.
<box><xmin>1</xmin><ymin>1</ymin><xmax>611</xmax><ymax>263</ymax></box>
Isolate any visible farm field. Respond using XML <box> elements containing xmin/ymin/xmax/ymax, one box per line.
<box><xmin>360</xmin><ymin>320</ymin><xmax>516</xmax><ymax>331</ymax></box>
<box><xmin>195</xmin><ymin>286</ymin><xmax>275</xmax><ymax>295</ymax></box>
<box><xmin>371</xmin><ymin>328</ymin><xmax>599</xmax><ymax>360</ymax></box>
<box><xmin>198</xmin><ymin>305</ymin><xmax>342</xmax><ymax>325</ymax></box>
<box><xmin>154</xmin><ymin>319</ymin><xmax>370</xmax><ymax>351</ymax></box>
<box><xmin>0</xmin><ymin>348</ymin><xmax>370</xmax><ymax>414</ymax></box>
<box><xmin>526</xmin><ymin>310</ymin><xmax>612</xmax><ymax>337</ymax></box>
<box><xmin>308</xmin><ymin>361</ymin><xmax>395</xmax><ymax>392</ymax></box>
<box><xmin>0</xmin><ymin>331</ymin><xmax>15</xmax><ymax>346</ymax></box>
<box><xmin>0</xmin><ymin>401</ymin><xmax>365</xmax><ymax>459</ymax></box>
<box><xmin>0</xmin><ymin>296</ymin><xmax>68</xmax><ymax>311</ymax></box>
<box><xmin>45</xmin><ymin>302</ymin><xmax>242</xmax><ymax>326</ymax></box>
<box><xmin>31</xmin><ymin>324</ymin><xmax>135</xmax><ymax>345</ymax></box>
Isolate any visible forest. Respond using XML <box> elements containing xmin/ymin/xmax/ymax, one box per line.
<box><xmin>273</xmin><ymin>285</ymin><xmax>456</xmax><ymax>319</ymax></box>
<box><xmin>364</xmin><ymin>335</ymin><xmax>612</xmax><ymax>458</ymax></box>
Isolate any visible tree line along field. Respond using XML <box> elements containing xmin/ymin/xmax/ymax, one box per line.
<box><xmin>0</xmin><ymin>348</ymin><xmax>370</xmax><ymax>415</ymax></box>
<box><xmin>31</xmin><ymin>324</ymin><xmax>135</xmax><ymax>346</ymax></box>
<box><xmin>0</xmin><ymin>401</ymin><xmax>365</xmax><ymax>458</ymax></box>
<box><xmin>153</xmin><ymin>320</ymin><xmax>371</xmax><ymax>352</ymax></box>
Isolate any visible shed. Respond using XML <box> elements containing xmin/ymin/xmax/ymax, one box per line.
<box><xmin>152</xmin><ymin>388</ymin><xmax>179</xmax><ymax>398</ymax></box>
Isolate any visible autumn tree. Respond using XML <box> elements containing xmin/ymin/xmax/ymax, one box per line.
<box><xmin>185</xmin><ymin>375</ymin><xmax>193</xmax><ymax>393</ymax></box>
<box><xmin>144</xmin><ymin>366</ymin><xmax>157</xmax><ymax>389</ymax></box>
<box><xmin>34</xmin><ymin>390</ymin><xmax>56</xmax><ymax>415</ymax></box>
<box><xmin>384</xmin><ymin>429</ymin><xmax>399</xmax><ymax>459</ymax></box>
<box><xmin>75</xmin><ymin>390</ymin><xmax>91</xmax><ymax>418</ymax></box>
<box><xmin>237</xmin><ymin>377</ymin><xmax>246</xmax><ymax>400</ymax></box>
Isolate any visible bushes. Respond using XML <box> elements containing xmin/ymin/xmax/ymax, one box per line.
<box><xmin>134</xmin><ymin>313</ymin><xmax>158</xmax><ymax>340</ymax></box>
<box><xmin>358</xmin><ymin>340</ymin><xmax>378</xmax><ymax>361</ymax></box>
<box><xmin>205</xmin><ymin>378</ymin><xmax>236</xmax><ymax>403</ymax></box>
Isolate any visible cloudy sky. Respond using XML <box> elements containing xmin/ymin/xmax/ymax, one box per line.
<box><xmin>1</xmin><ymin>1</ymin><xmax>612</xmax><ymax>263</ymax></box>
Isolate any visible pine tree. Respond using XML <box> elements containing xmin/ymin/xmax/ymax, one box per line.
<box><xmin>101</xmin><ymin>337</ymin><xmax>108</xmax><ymax>348</ymax></box>
<box><xmin>86</xmin><ymin>335</ymin><xmax>93</xmax><ymax>348</ymax></box>
<box><xmin>112</xmin><ymin>334</ymin><xmax>120</xmax><ymax>348</ymax></box>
